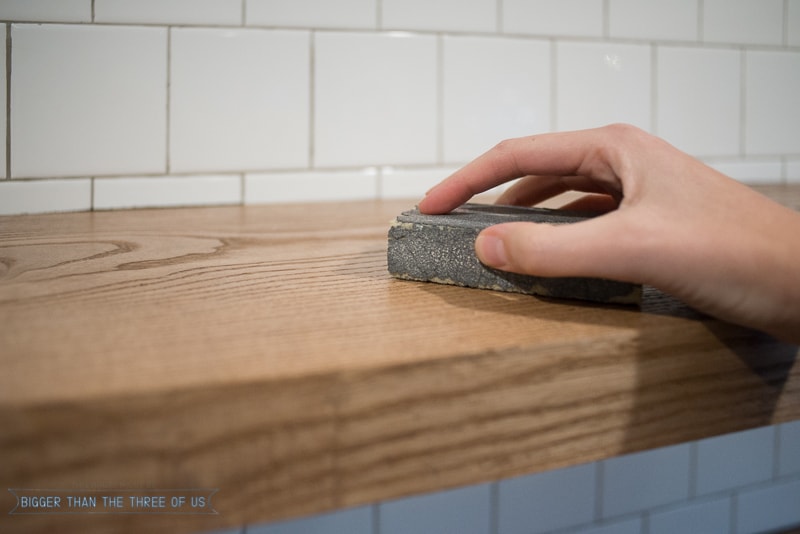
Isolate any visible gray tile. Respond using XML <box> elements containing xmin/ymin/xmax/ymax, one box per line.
<box><xmin>245</xmin><ymin>505</ymin><xmax>373</xmax><ymax>534</ymax></box>
<box><xmin>563</xmin><ymin>516</ymin><xmax>642</xmax><ymax>534</ymax></box>
<box><xmin>379</xmin><ymin>483</ymin><xmax>491</xmax><ymax>534</ymax></box>
<box><xmin>779</xmin><ymin>420</ymin><xmax>800</xmax><ymax>477</ymax></box>
<box><xmin>696</xmin><ymin>426</ymin><xmax>774</xmax><ymax>496</ymax></box>
<box><xmin>648</xmin><ymin>496</ymin><xmax>731</xmax><ymax>534</ymax></box>
<box><xmin>601</xmin><ymin>443</ymin><xmax>691</xmax><ymax>518</ymax></box>
<box><xmin>736</xmin><ymin>477</ymin><xmax>800</xmax><ymax>534</ymax></box>
<box><xmin>498</xmin><ymin>463</ymin><xmax>596</xmax><ymax>534</ymax></box>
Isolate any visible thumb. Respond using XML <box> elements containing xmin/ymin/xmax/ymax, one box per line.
<box><xmin>474</xmin><ymin>213</ymin><xmax>648</xmax><ymax>283</ymax></box>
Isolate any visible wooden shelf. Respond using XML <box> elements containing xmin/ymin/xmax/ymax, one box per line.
<box><xmin>1</xmin><ymin>190</ymin><xmax>798</xmax><ymax>533</ymax></box>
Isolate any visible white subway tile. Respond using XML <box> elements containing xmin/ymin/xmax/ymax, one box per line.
<box><xmin>170</xmin><ymin>28</ymin><xmax>309</xmax><ymax>173</ymax></box>
<box><xmin>601</xmin><ymin>443</ymin><xmax>691</xmax><ymax>517</ymax></box>
<box><xmin>609</xmin><ymin>0</ymin><xmax>698</xmax><ymax>41</ymax></box>
<box><xmin>779</xmin><ymin>421</ymin><xmax>800</xmax><ymax>477</ymax></box>
<box><xmin>656</xmin><ymin>46</ymin><xmax>740</xmax><ymax>157</ymax></box>
<box><xmin>381</xmin><ymin>0</ymin><xmax>496</xmax><ymax>33</ymax></box>
<box><xmin>745</xmin><ymin>50</ymin><xmax>800</xmax><ymax>155</ymax></box>
<box><xmin>498</xmin><ymin>463</ymin><xmax>596</xmax><ymax>534</ymax></box>
<box><xmin>245</xmin><ymin>0</ymin><xmax>376</xmax><ymax>29</ymax></box>
<box><xmin>703</xmin><ymin>0</ymin><xmax>784</xmax><ymax>45</ymax></box>
<box><xmin>503</xmin><ymin>0</ymin><xmax>603</xmax><ymax>37</ymax></box>
<box><xmin>246</xmin><ymin>505</ymin><xmax>373</xmax><ymax>534</ymax></box>
<box><xmin>790</xmin><ymin>0</ymin><xmax>800</xmax><ymax>47</ymax></box>
<box><xmin>0</xmin><ymin>25</ymin><xmax>5</xmax><ymax>179</ymax></box>
<box><xmin>380</xmin><ymin>166</ymin><xmax>458</xmax><ymax>199</ymax></box>
<box><xmin>245</xmin><ymin>169</ymin><xmax>377</xmax><ymax>203</ymax></box>
<box><xmin>95</xmin><ymin>0</ymin><xmax>242</xmax><ymax>25</ymax></box>
<box><xmin>0</xmin><ymin>0</ymin><xmax>91</xmax><ymax>22</ymax></box>
<box><xmin>379</xmin><ymin>484</ymin><xmax>491</xmax><ymax>534</ymax></box>
<box><xmin>11</xmin><ymin>24</ymin><xmax>167</xmax><ymax>179</ymax></box>
<box><xmin>94</xmin><ymin>175</ymin><xmax>241</xmax><ymax>209</ymax></box>
<box><xmin>736</xmin><ymin>478</ymin><xmax>800</xmax><ymax>534</ymax></box>
<box><xmin>696</xmin><ymin>426</ymin><xmax>774</xmax><ymax>496</ymax></box>
<box><xmin>314</xmin><ymin>32</ymin><xmax>437</xmax><ymax>167</ymax></box>
<box><xmin>443</xmin><ymin>35</ymin><xmax>550</xmax><ymax>164</ymax></box>
<box><xmin>0</xmin><ymin>179</ymin><xmax>91</xmax><ymax>215</ymax></box>
<box><xmin>703</xmin><ymin>159</ymin><xmax>783</xmax><ymax>184</ymax></box>
<box><xmin>556</xmin><ymin>41</ymin><xmax>651</xmax><ymax>132</ymax></box>
<box><xmin>649</xmin><ymin>496</ymin><xmax>731</xmax><ymax>534</ymax></box>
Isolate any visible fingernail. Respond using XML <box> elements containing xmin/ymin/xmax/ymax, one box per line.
<box><xmin>476</xmin><ymin>232</ymin><xmax>507</xmax><ymax>268</ymax></box>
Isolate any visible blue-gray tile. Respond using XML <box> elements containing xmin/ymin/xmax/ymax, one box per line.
<box><xmin>379</xmin><ymin>483</ymin><xmax>491</xmax><ymax>534</ymax></box>
<box><xmin>696</xmin><ymin>426</ymin><xmax>774</xmax><ymax>496</ymax></box>
<box><xmin>498</xmin><ymin>462</ymin><xmax>596</xmax><ymax>534</ymax></box>
<box><xmin>601</xmin><ymin>443</ymin><xmax>691</xmax><ymax>518</ymax></box>
<box><xmin>736</xmin><ymin>477</ymin><xmax>800</xmax><ymax>534</ymax></box>
<box><xmin>245</xmin><ymin>505</ymin><xmax>373</xmax><ymax>534</ymax></box>
<box><xmin>779</xmin><ymin>420</ymin><xmax>800</xmax><ymax>477</ymax></box>
<box><xmin>201</xmin><ymin>527</ymin><xmax>245</xmax><ymax>534</ymax></box>
<box><xmin>648</xmin><ymin>496</ymin><xmax>731</xmax><ymax>534</ymax></box>
<box><xmin>563</xmin><ymin>516</ymin><xmax>642</xmax><ymax>534</ymax></box>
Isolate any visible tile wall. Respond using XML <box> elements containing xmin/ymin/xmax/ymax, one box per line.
<box><xmin>2</xmin><ymin>1</ymin><xmax>799</xmax><ymax>532</ymax></box>
<box><xmin>212</xmin><ymin>423</ymin><xmax>800</xmax><ymax>534</ymax></box>
<box><xmin>1</xmin><ymin>0</ymin><xmax>800</xmax><ymax>214</ymax></box>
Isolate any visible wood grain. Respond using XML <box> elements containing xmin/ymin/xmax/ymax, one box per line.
<box><xmin>1</xmin><ymin>193</ymin><xmax>799</xmax><ymax>533</ymax></box>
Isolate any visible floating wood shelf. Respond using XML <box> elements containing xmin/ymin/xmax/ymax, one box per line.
<box><xmin>1</xmin><ymin>186</ymin><xmax>798</xmax><ymax>533</ymax></box>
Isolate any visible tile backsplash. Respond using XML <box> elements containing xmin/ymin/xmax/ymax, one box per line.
<box><xmin>1</xmin><ymin>0</ymin><xmax>799</xmax><ymax>215</ymax></box>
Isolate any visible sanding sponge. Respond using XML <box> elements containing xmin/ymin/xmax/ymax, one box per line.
<box><xmin>387</xmin><ymin>203</ymin><xmax>641</xmax><ymax>305</ymax></box>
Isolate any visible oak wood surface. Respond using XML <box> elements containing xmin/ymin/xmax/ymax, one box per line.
<box><xmin>1</xmin><ymin>187</ymin><xmax>798</xmax><ymax>533</ymax></box>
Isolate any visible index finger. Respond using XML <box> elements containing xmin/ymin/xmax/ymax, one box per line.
<box><xmin>418</xmin><ymin>127</ymin><xmax>623</xmax><ymax>214</ymax></box>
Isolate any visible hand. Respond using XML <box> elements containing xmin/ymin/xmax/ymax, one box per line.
<box><xmin>418</xmin><ymin>124</ymin><xmax>800</xmax><ymax>343</ymax></box>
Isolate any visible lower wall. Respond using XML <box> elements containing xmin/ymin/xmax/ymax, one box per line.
<box><xmin>206</xmin><ymin>421</ymin><xmax>800</xmax><ymax>534</ymax></box>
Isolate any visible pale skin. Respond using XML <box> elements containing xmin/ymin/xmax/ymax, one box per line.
<box><xmin>418</xmin><ymin>124</ymin><xmax>800</xmax><ymax>344</ymax></box>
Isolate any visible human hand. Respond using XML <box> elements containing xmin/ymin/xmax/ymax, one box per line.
<box><xmin>418</xmin><ymin>124</ymin><xmax>800</xmax><ymax>343</ymax></box>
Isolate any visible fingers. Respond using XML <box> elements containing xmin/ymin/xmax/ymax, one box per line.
<box><xmin>557</xmin><ymin>194</ymin><xmax>619</xmax><ymax>213</ymax></box>
<box><xmin>496</xmin><ymin>175</ymin><xmax>620</xmax><ymax>207</ymax></box>
<box><xmin>474</xmin><ymin>212</ymin><xmax>649</xmax><ymax>283</ymax></box>
<box><xmin>419</xmin><ymin>125</ymin><xmax>635</xmax><ymax>214</ymax></box>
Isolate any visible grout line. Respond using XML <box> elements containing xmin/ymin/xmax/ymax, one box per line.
<box><xmin>641</xmin><ymin>511</ymin><xmax>650</xmax><ymax>534</ymax></box>
<box><xmin>242</xmin><ymin>0</ymin><xmax>247</xmax><ymax>26</ymax></box>
<box><xmin>308</xmin><ymin>31</ymin><xmax>316</xmax><ymax>168</ymax></box>
<box><xmin>550</xmin><ymin>38</ymin><xmax>557</xmax><ymax>131</ymax></box>
<box><xmin>436</xmin><ymin>34</ymin><xmax>444</xmax><ymax>165</ymax></box>
<box><xmin>5</xmin><ymin>23</ymin><xmax>10</xmax><ymax>180</ymax></box>
<box><xmin>698</xmin><ymin>0</ymin><xmax>704</xmax><ymax>42</ymax></box>
<box><xmin>594</xmin><ymin>461</ymin><xmax>604</xmax><ymax>521</ymax></box>
<box><xmin>496</xmin><ymin>0</ymin><xmax>503</xmax><ymax>34</ymax></box>
<box><xmin>489</xmin><ymin>482</ymin><xmax>499</xmax><ymax>534</ymax></box>
<box><xmin>91</xmin><ymin>0</ymin><xmax>96</xmax><ymax>23</ymax></box>
<box><xmin>165</xmin><ymin>27</ymin><xmax>172</xmax><ymax>175</ymax></box>
<box><xmin>688</xmin><ymin>442</ymin><xmax>698</xmax><ymax>498</ymax></box>
<box><xmin>784</xmin><ymin>0</ymin><xmax>789</xmax><ymax>47</ymax></box>
<box><xmin>782</xmin><ymin>156</ymin><xmax>788</xmax><ymax>185</ymax></box>
<box><xmin>773</xmin><ymin>424</ymin><xmax>782</xmax><ymax>478</ymax></box>
<box><xmin>2</xmin><ymin>20</ymin><xmax>798</xmax><ymax>52</ymax></box>
<box><xmin>730</xmin><ymin>492</ymin><xmax>738</xmax><ymax>534</ymax></box>
<box><xmin>90</xmin><ymin>177</ymin><xmax>95</xmax><ymax>211</ymax></box>
<box><xmin>240</xmin><ymin>172</ymin><xmax>246</xmax><ymax>205</ymax></box>
<box><xmin>650</xmin><ymin>43</ymin><xmax>658</xmax><ymax>135</ymax></box>
<box><xmin>372</xmin><ymin>502</ymin><xmax>381</xmax><ymax>534</ymax></box>
<box><xmin>740</xmin><ymin>47</ymin><xmax>747</xmax><ymax>157</ymax></box>
<box><xmin>602</xmin><ymin>0</ymin><xmax>610</xmax><ymax>38</ymax></box>
<box><xmin>376</xmin><ymin>0</ymin><xmax>382</xmax><ymax>30</ymax></box>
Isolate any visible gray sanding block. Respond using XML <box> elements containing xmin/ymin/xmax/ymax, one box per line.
<box><xmin>387</xmin><ymin>203</ymin><xmax>642</xmax><ymax>305</ymax></box>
